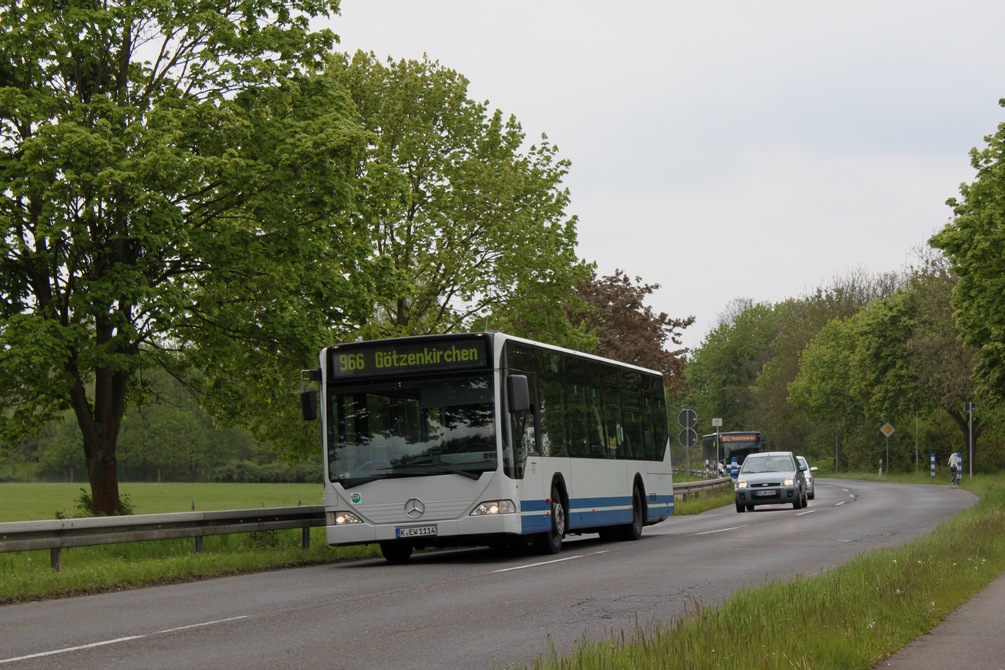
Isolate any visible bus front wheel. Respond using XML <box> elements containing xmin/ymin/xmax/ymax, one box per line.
<box><xmin>379</xmin><ymin>541</ymin><xmax>413</xmax><ymax>563</ymax></box>
<box><xmin>618</xmin><ymin>486</ymin><xmax>644</xmax><ymax>540</ymax></box>
<box><xmin>534</xmin><ymin>486</ymin><xmax>566</xmax><ymax>555</ymax></box>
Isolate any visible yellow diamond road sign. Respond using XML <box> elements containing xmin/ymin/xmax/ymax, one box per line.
<box><xmin>881</xmin><ymin>423</ymin><xmax>895</xmax><ymax>437</ymax></box>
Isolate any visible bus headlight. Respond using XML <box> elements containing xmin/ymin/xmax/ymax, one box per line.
<box><xmin>470</xmin><ymin>500</ymin><xmax>517</xmax><ymax>516</ymax></box>
<box><xmin>329</xmin><ymin>511</ymin><xmax>363</xmax><ymax>525</ymax></box>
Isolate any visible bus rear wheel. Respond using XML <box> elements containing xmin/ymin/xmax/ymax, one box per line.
<box><xmin>379</xmin><ymin>541</ymin><xmax>413</xmax><ymax>563</ymax></box>
<box><xmin>534</xmin><ymin>486</ymin><xmax>565</xmax><ymax>555</ymax></box>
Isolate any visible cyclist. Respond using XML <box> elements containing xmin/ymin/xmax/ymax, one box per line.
<box><xmin>948</xmin><ymin>451</ymin><xmax>962</xmax><ymax>486</ymax></box>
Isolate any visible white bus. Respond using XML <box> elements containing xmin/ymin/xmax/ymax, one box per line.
<box><xmin>301</xmin><ymin>332</ymin><xmax>674</xmax><ymax>562</ymax></box>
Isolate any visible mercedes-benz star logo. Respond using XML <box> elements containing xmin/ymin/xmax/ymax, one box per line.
<box><xmin>404</xmin><ymin>498</ymin><xmax>425</xmax><ymax>519</ymax></box>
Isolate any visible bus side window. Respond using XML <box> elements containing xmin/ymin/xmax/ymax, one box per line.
<box><xmin>587</xmin><ymin>388</ymin><xmax>605</xmax><ymax>457</ymax></box>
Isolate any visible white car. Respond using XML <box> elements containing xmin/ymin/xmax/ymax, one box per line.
<box><xmin>797</xmin><ymin>456</ymin><xmax>818</xmax><ymax>500</ymax></box>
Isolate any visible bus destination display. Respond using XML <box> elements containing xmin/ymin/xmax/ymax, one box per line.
<box><xmin>328</xmin><ymin>338</ymin><xmax>490</xmax><ymax>378</ymax></box>
<box><xmin>721</xmin><ymin>433</ymin><xmax>758</xmax><ymax>442</ymax></box>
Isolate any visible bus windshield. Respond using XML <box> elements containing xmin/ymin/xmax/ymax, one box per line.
<box><xmin>701</xmin><ymin>431</ymin><xmax>765</xmax><ymax>472</ymax></box>
<box><xmin>327</xmin><ymin>373</ymin><xmax>498</xmax><ymax>487</ymax></box>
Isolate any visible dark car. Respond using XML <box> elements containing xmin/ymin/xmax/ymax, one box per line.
<box><xmin>734</xmin><ymin>451</ymin><xmax>807</xmax><ymax>512</ymax></box>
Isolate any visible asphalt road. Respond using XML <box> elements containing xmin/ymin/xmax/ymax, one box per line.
<box><xmin>0</xmin><ymin>479</ymin><xmax>976</xmax><ymax>669</ymax></box>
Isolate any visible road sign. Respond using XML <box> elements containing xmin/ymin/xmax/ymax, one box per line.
<box><xmin>711</xmin><ymin>418</ymin><xmax>722</xmax><ymax>427</ymax></box>
<box><xmin>678</xmin><ymin>408</ymin><xmax>697</xmax><ymax>429</ymax></box>
<box><xmin>678</xmin><ymin>428</ymin><xmax>697</xmax><ymax>448</ymax></box>
<box><xmin>880</xmin><ymin>423</ymin><xmax>895</xmax><ymax>438</ymax></box>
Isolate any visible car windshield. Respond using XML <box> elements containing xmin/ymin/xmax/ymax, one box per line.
<box><xmin>740</xmin><ymin>456</ymin><xmax>793</xmax><ymax>474</ymax></box>
<box><xmin>326</xmin><ymin>373</ymin><xmax>498</xmax><ymax>487</ymax></box>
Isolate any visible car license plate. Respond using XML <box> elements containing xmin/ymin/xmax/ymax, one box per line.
<box><xmin>396</xmin><ymin>525</ymin><xmax>437</xmax><ymax>538</ymax></box>
<box><xmin>754</xmin><ymin>490</ymin><xmax>777</xmax><ymax>497</ymax></box>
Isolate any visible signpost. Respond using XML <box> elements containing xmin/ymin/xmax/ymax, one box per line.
<box><xmin>678</xmin><ymin>409</ymin><xmax>697</xmax><ymax>477</ymax></box>
<box><xmin>678</xmin><ymin>409</ymin><xmax>698</xmax><ymax>449</ymax></box>
<box><xmin>712</xmin><ymin>418</ymin><xmax>722</xmax><ymax>466</ymax></box>
<box><xmin>881</xmin><ymin>423</ymin><xmax>894</xmax><ymax>476</ymax></box>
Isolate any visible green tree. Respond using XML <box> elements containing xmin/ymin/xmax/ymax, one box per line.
<box><xmin>328</xmin><ymin>52</ymin><xmax>591</xmax><ymax>346</ymax></box>
<box><xmin>686</xmin><ymin>269</ymin><xmax>902</xmax><ymax>463</ymax></box>
<box><xmin>788</xmin><ymin>317</ymin><xmax>858</xmax><ymax>439</ymax></box>
<box><xmin>931</xmin><ymin>100</ymin><xmax>1005</xmax><ymax>399</ymax></box>
<box><xmin>684</xmin><ymin>300</ymin><xmax>778</xmax><ymax>436</ymax></box>
<box><xmin>115</xmin><ymin>368</ymin><xmax>257</xmax><ymax>482</ymax></box>
<box><xmin>0</xmin><ymin>0</ymin><xmax>368</xmax><ymax>513</ymax></box>
<box><xmin>788</xmin><ymin>269</ymin><xmax>970</xmax><ymax>472</ymax></box>
<box><xmin>752</xmin><ymin>296</ymin><xmax>843</xmax><ymax>456</ymax></box>
<box><xmin>905</xmin><ymin>256</ymin><xmax>984</xmax><ymax>455</ymax></box>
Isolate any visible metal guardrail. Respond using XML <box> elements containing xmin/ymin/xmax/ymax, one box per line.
<box><xmin>0</xmin><ymin>506</ymin><xmax>326</xmax><ymax>572</ymax></box>
<box><xmin>0</xmin><ymin>479</ymin><xmax>733</xmax><ymax>572</ymax></box>
<box><xmin>673</xmin><ymin>476</ymin><xmax>734</xmax><ymax>500</ymax></box>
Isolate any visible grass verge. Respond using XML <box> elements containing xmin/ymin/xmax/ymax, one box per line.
<box><xmin>0</xmin><ymin>530</ymin><xmax>380</xmax><ymax>604</ymax></box>
<box><xmin>509</xmin><ymin>476</ymin><xmax>1005</xmax><ymax>670</ymax></box>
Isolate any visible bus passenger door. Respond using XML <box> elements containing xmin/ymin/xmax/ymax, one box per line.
<box><xmin>505</xmin><ymin>374</ymin><xmax>537</xmax><ymax>480</ymax></box>
<box><xmin>507</xmin><ymin>372</ymin><xmax>552</xmax><ymax>537</ymax></box>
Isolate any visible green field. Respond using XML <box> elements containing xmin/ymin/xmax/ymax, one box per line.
<box><xmin>0</xmin><ymin>482</ymin><xmax>325</xmax><ymax>522</ymax></box>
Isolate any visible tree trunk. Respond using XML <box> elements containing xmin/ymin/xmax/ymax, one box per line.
<box><xmin>86</xmin><ymin>440</ymin><xmax>121</xmax><ymax>516</ymax></box>
<box><xmin>69</xmin><ymin>362</ymin><xmax>129</xmax><ymax>516</ymax></box>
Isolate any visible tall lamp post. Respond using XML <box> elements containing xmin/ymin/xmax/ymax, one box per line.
<box><xmin>965</xmin><ymin>402</ymin><xmax>975</xmax><ymax>478</ymax></box>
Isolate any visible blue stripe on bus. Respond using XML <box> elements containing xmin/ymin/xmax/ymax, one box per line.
<box><xmin>520</xmin><ymin>494</ymin><xmax>674</xmax><ymax>535</ymax></box>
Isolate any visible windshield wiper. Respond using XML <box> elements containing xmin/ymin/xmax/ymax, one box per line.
<box><xmin>341</xmin><ymin>475</ymin><xmax>380</xmax><ymax>489</ymax></box>
<box><xmin>387</xmin><ymin>462</ymin><xmax>481</xmax><ymax>480</ymax></box>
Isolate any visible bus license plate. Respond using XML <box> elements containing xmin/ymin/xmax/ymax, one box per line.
<box><xmin>396</xmin><ymin>525</ymin><xmax>437</xmax><ymax>538</ymax></box>
<box><xmin>755</xmin><ymin>490</ymin><xmax>777</xmax><ymax>497</ymax></box>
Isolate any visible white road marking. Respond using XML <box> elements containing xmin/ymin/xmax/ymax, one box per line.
<box><xmin>156</xmin><ymin>615</ymin><xmax>250</xmax><ymax>634</ymax></box>
<box><xmin>492</xmin><ymin>550</ymin><xmax>608</xmax><ymax>573</ymax></box>
<box><xmin>696</xmin><ymin>525</ymin><xmax>747</xmax><ymax>535</ymax></box>
<box><xmin>0</xmin><ymin>616</ymin><xmax>249</xmax><ymax>665</ymax></box>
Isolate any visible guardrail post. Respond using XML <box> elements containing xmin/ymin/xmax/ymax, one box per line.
<box><xmin>50</xmin><ymin>547</ymin><xmax>62</xmax><ymax>572</ymax></box>
<box><xmin>194</xmin><ymin>536</ymin><xmax>203</xmax><ymax>554</ymax></box>
<box><xmin>302</xmin><ymin>527</ymin><xmax>311</xmax><ymax>550</ymax></box>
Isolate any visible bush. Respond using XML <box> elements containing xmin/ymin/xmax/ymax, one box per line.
<box><xmin>209</xmin><ymin>460</ymin><xmax>321</xmax><ymax>483</ymax></box>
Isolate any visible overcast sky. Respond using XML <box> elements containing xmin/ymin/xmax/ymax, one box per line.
<box><xmin>326</xmin><ymin>1</ymin><xmax>1005</xmax><ymax>349</ymax></box>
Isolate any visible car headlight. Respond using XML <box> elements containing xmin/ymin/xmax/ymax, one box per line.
<box><xmin>329</xmin><ymin>511</ymin><xmax>363</xmax><ymax>525</ymax></box>
<box><xmin>784</xmin><ymin>476</ymin><xmax>795</xmax><ymax>486</ymax></box>
<box><xmin>470</xmin><ymin>500</ymin><xmax>517</xmax><ymax>515</ymax></box>
<box><xmin>736</xmin><ymin>479</ymin><xmax>748</xmax><ymax>489</ymax></box>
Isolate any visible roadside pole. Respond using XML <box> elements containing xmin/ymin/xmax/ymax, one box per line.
<box><xmin>965</xmin><ymin>402</ymin><xmax>975</xmax><ymax>479</ymax></box>
<box><xmin>881</xmin><ymin>423</ymin><xmax>895</xmax><ymax>476</ymax></box>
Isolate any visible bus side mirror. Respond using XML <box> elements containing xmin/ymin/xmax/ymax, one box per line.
<box><xmin>508</xmin><ymin>375</ymin><xmax>530</xmax><ymax>413</ymax></box>
<box><xmin>301</xmin><ymin>390</ymin><xmax>318</xmax><ymax>421</ymax></box>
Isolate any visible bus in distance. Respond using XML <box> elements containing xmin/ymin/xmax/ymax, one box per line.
<box><xmin>700</xmin><ymin>431</ymin><xmax>766</xmax><ymax>472</ymax></box>
<box><xmin>301</xmin><ymin>332</ymin><xmax>675</xmax><ymax>562</ymax></box>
